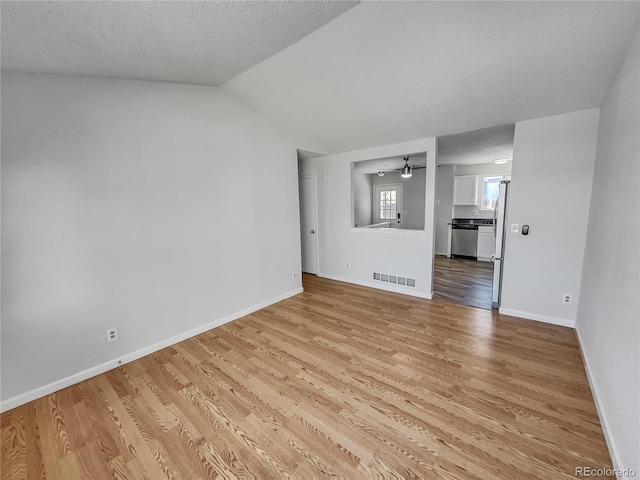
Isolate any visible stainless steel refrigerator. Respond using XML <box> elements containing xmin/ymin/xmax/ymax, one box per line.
<box><xmin>491</xmin><ymin>181</ymin><xmax>510</xmax><ymax>308</ymax></box>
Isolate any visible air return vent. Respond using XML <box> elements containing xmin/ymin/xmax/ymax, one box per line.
<box><xmin>372</xmin><ymin>273</ymin><xmax>415</xmax><ymax>288</ymax></box>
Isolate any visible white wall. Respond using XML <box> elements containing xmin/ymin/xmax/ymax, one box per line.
<box><xmin>299</xmin><ymin>138</ymin><xmax>437</xmax><ymax>298</ymax></box>
<box><xmin>576</xmin><ymin>30</ymin><xmax>639</xmax><ymax>475</ymax></box>
<box><xmin>500</xmin><ymin>109</ymin><xmax>600</xmax><ymax>326</ymax></box>
<box><xmin>1</xmin><ymin>73</ymin><xmax>309</xmax><ymax>409</ymax></box>
<box><xmin>434</xmin><ymin>164</ymin><xmax>454</xmax><ymax>255</ymax></box>
<box><xmin>371</xmin><ymin>169</ymin><xmax>426</xmax><ymax>230</ymax></box>
<box><xmin>352</xmin><ymin>170</ymin><xmax>373</xmax><ymax>227</ymax></box>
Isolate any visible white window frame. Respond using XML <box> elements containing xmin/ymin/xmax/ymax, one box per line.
<box><xmin>481</xmin><ymin>175</ymin><xmax>510</xmax><ymax>211</ymax></box>
<box><xmin>378</xmin><ymin>188</ymin><xmax>397</xmax><ymax>220</ymax></box>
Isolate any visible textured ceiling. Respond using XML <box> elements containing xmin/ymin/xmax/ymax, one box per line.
<box><xmin>1</xmin><ymin>1</ymin><xmax>358</xmax><ymax>86</ymax></box>
<box><xmin>225</xmin><ymin>2</ymin><xmax>639</xmax><ymax>153</ymax></box>
<box><xmin>437</xmin><ymin>124</ymin><xmax>514</xmax><ymax>166</ymax></box>
<box><xmin>2</xmin><ymin>1</ymin><xmax>638</xmax><ymax>154</ymax></box>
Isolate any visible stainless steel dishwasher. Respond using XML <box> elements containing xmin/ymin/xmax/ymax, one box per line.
<box><xmin>451</xmin><ymin>222</ymin><xmax>478</xmax><ymax>259</ymax></box>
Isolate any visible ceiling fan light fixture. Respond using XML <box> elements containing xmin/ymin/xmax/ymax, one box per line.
<box><xmin>401</xmin><ymin>157</ymin><xmax>412</xmax><ymax>178</ymax></box>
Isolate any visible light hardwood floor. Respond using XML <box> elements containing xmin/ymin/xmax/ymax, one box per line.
<box><xmin>433</xmin><ymin>256</ymin><xmax>495</xmax><ymax>310</ymax></box>
<box><xmin>1</xmin><ymin>274</ymin><xmax>612</xmax><ymax>479</ymax></box>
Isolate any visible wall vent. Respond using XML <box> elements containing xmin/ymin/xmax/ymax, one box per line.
<box><xmin>372</xmin><ymin>273</ymin><xmax>415</xmax><ymax>288</ymax></box>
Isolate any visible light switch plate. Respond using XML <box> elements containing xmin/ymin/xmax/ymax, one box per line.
<box><xmin>511</xmin><ymin>223</ymin><xmax>519</xmax><ymax>233</ymax></box>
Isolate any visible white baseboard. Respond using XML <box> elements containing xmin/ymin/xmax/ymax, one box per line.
<box><xmin>0</xmin><ymin>288</ymin><xmax>303</xmax><ymax>413</ymax></box>
<box><xmin>575</xmin><ymin>327</ymin><xmax>621</xmax><ymax>475</ymax></box>
<box><xmin>318</xmin><ymin>273</ymin><xmax>432</xmax><ymax>300</ymax></box>
<box><xmin>499</xmin><ymin>310</ymin><xmax>625</xmax><ymax>470</ymax></box>
<box><xmin>498</xmin><ymin>308</ymin><xmax>575</xmax><ymax>328</ymax></box>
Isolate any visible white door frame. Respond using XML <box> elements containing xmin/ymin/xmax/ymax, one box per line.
<box><xmin>299</xmin><ymin>175</ymin><xmax>320</xmax><ymax>275</ymax></box>
<box><xmin>373</xmin><ymin>183</ymin><xmax>404</xmax><ymax>228</ymax></box>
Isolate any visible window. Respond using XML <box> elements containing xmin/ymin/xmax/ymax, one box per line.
<box><xmin>482</xmin><ymin>175</ymin><xmax>510</xmax><ymax>210</ymax></box>
<box><xmin>379</xmin><ymin>189</ymin><xmax>397</xmax><ymax>220</ymax></box>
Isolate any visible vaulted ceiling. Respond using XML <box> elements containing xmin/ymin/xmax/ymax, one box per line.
<box><xmin>2</xmin><ymin>1</ymin><xmax>638</xmax><ymax>154</ymax></box>
<box><xmin>1</xmin><ymin>1</ymin><xmax>358</xmax><ymax>86</ymax></box>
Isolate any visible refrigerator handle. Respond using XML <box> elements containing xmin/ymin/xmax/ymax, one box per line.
<box><xmin>493</xmin><ymin>202</ymin><xmax>498</xmax><ymax>237</ymax></box>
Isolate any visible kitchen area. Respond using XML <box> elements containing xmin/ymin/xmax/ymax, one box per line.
<box><xmin>434</xmin><ymin>125</ymin><xmax>514</xmax><ymax>310</ymax></box>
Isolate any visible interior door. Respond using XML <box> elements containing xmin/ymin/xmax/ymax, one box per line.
<box><xmin>373</xmin><ymin>184</ymin><xmax>403</xmax><ymax>228</ymax></box>
<box><xmin>299</xmin><ymin>176</ymin><xmax>318</xmax><ymax>274</ymax></box>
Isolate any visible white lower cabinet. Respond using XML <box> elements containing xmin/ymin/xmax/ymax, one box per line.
<box><xmin>477</xmin><ymin>226</ymin><xmax>495</xmax><ymax>262</ymax></box>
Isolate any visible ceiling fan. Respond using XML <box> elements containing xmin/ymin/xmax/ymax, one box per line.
<box><xmin>377</xmin><ymin>157</ymin><xmax>426</xmax><ymax>178</ymax></box>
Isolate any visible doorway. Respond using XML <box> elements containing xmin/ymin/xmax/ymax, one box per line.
<box><xmin>432</xmin><ymin>124</ymin><xmax>515</xmax><ymax>310</ymax></box>
<box><xmin>299</xmin><ymin>175</ymin><xmax>319</xmax><ymax>274</ymax></box>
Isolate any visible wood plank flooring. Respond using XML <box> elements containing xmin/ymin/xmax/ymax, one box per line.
<box><xmin>433</xmin><ymin>255</ymin><xmax>495</xmax><ymax>310</ymax></box>
<box><xmin>1</xmin><ymin>274</ymin><xmax>613</xmax><ymax>479</ymax></box>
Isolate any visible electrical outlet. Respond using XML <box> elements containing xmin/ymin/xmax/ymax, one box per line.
<box><xmin>563</xmin><ymin>294</ymin><xmax>572</xmax><ymax>304</ymax></box>
<box><xmin>473</xmin><ymin>210</ymin><xmax>479</xmax><ymax>216</ymax></box>
<box><xmin>107</xmin><ymin>328</ymin><xmax>118</xmax><ymax>342</ymax></box>
<box><xmin>292</xmin><ymin>272</ymin><xmax>297</xmax><ymax>280</ymax></box>
<box><xmin>346</xmin><ymin>263</ymin><xmax>350</xmax><ymax>269</ymax></box>
<box><xmin>511</xmin><ymin>223</ymin><xmax>519</xmax><ymax>234</ymax></box>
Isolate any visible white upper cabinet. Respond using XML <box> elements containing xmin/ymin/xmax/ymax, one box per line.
<box><xmin>453</xmin><ymin>175</ymin><xmax>478</xmax><ymax>205</ymax></box>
